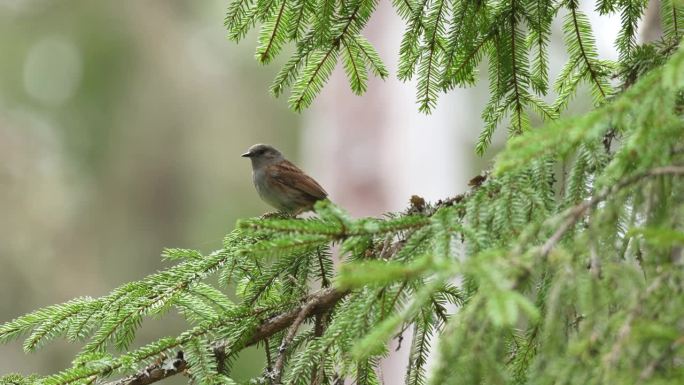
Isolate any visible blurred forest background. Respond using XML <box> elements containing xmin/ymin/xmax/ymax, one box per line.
<box><xmin>0</xmin><ymin>1</ymin><xmax>297</xmax><ymax>381</ymax></box>
<box><xmin>0</xmin><ymin>0</ymin><xmax>635</xmax><ymax>383</ymax></box>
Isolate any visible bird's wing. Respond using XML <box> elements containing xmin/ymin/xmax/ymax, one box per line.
<box><xmin>268</xmin><ymin>160</ymin><xmax>328</xmax><ymax>200</ymax></box>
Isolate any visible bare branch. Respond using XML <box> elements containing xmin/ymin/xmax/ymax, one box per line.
<box><xmin>104</xmin><ymin>351</ymin><xmax>187</xmax><ymax>385</ymax></box>
<box><xmin>271</xmin><ymin>300</ymin><xmax>318</xmax><ymax>384</ymax></box>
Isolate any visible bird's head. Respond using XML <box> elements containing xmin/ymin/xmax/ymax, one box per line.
<box><xmin>242</xmin><ymin>144</ymin><xmax>284</xmax><ymax>168</ymax></box>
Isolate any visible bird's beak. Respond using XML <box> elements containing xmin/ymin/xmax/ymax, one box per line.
<box><xmin>241</xmin><ymin>151</ymin><xmax>252</xmax><ymax>158</ymax></box>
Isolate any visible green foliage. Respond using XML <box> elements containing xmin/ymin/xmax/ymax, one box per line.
<box><xmin>555</xmin><ymin>3</ymin><xmax>613</xmax><ymax>112</ymax></box>
<box><xmin>233</xmin><ymin>0</ymin><xmax>386</xmax><ymax>112</ymax></box>
<box><xmin>2</xmin><ymin>3</ymin><xmax>684</xmax><ymax>385</ymax></box>
<box><xmin>661</xmin><ymin>0</ymin><xmax>684</xmax><ymax>40</ymax></box>
<box><xmin>223</xmin><ymin>0</ymin><xmax>684</xmax><ymax>153</ymax></box>
<box><xmin>183</xmin><ymin>337</ymin><xmax>221</xmax><ymax>384</ymax></box>
<box><xmin>0</xmin><ymin>374</ymin><xmax>39</xmax><ymax>385</ymax></box>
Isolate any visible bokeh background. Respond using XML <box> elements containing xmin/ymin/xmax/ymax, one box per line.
<box><xmin>0</xmin><ymin>0</ymin><xmax>645</xmax><ymax>383</ymax></box>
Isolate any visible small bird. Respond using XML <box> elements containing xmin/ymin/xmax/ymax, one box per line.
<box><xmin>242</xmin><ymin>144</ymin><xmax>328</xmax><ymax>215</ymax></box>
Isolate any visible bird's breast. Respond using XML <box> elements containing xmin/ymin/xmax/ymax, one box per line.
<box><xmin>253</xmin><ymin>169</ymin><xmax>288</xmax><ymax>210</ymax></box>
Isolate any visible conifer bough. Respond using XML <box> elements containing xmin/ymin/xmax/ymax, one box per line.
<box><xmin>226</xmin><ymin>0</ymin><xmax>682</xmax><ymax>153</ymax></box>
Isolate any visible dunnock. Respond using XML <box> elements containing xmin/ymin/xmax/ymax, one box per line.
<box><xmin>242</xmin><ymin>144</ymin><xmax>328</xmax><ymax>215</ymax></box>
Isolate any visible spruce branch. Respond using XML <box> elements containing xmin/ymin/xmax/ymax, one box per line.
<box><xmin>103</xmin><ymin>351</ymin><xmax>187</xmax><ymax>385</ymax></box>
<box><xmin>342</xmin><ymin>39</ymin><xmax>367</xmax><ymax>94</ymax></box>
<box><xmin>637</xmin><ymin>338</ymin><xmax>683</xmax><ymax>383</ymax></box>
<box><xmin>316</xmin><ymin>248</ymin><xmax>331</xmax><ymax>288</ymax></box>
<box><xmin>101</xmin><ymin>288</ymin><xmax>349</xmax><ymax>385</ymax></box>
<box><xmin>509</xmin><ymin>0</ymin><xmax>525</xmax><ymax>134</ymax></box>
<box><xmin>256</xmin><ymin>0</ymin><xmax>289</xmax><ymax>63</ymax></box>
<box><xmin>397</xmin><ymin>0</ymin><xmax>430</xmax><ymax>81</ymax></box>
<box><xmin>569</xmin><ymin>6</ymin><xmax>607</xmax><ymax>99</ymax></box>
<box><xmin>444</xmin><ymin>31</ymin><xmax>493</xmax><ymax>91</ymax></box>
<box><xmin>416</xmin><ymin>0</ymin><xmax>448</xmax><ymax>113</ymax></box>
<box><xmin>539</xmin><ymin>165</ymin><xmax>684</xmax><ymax>257</ymax></box>
<box><xmin>349</xmin><ymin>33</ymin><xmax>388</xmax><ymax>78</ymax></box>
<box><xmin>242</xmin><ymin>288</ymin><xmax>349</xmax><ymax>346</ymax></box>
<box><xmin>603</xmin><ymin>272</ymin><xmax>667</xmax><ymax>368</ymax></box>
<box><xmin>441</xmin><ymin>0</ymin><xmax>472</xmax><ymax>88</ymax></box>
<box><xmin>271</xmin><ymin>300</ymin><xmax>317</xmax><ymax>384</ymax></box>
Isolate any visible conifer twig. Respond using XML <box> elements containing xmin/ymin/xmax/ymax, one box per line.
<box><xmin>264</xmin><ymin>338</ymin><xmax>274</xmax><ymax>385</ymax></box>
<box><xmin>540</xmin><ymin>165</ymin><xmax>684</xmax><ymax>257</ymax></box>
<box><xmin>316</xmin><ymin>247</ymin><xmax>331</xmax><ymax>288</ymax></box>
<box><xmin>272</xmin><ymin>300</ymin><xmax>317</xmax><ymax>384</ymax></box>
<box><xmin>637</xmin><ymin>337</ymin><xmax>683</xmax><ymax>383</ymax></box>
<box><xmin>604</xmin><ymin>273</ymin><xmax>666</xmax><ymax>367</ymax></box>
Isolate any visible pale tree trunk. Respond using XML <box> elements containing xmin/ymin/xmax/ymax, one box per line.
<box><xmin>641</xmin><ymin>0</ymin><xmax>662</xmax><ymax>43</ymax></box>
<box><xmin>300</xmin><ymin>2</ymin><xmax>484</xmax><ymax>383</ymax></box>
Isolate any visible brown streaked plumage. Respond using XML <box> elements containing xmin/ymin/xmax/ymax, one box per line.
<box><xmin>242</xmin><ymin>144</ymin><xmax>327</xmax><ymax>214</ymax></box>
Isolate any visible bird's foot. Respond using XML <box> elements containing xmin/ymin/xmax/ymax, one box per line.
<box><xmin>260</xmin><ymin>211</ymin><xmax>293</xmax><ymax>219</ymax></box>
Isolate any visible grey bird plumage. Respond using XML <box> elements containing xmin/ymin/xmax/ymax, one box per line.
<box><xmin>242</xmin><ymin>144</ymin><xmax>328</xmax><ymax>214</ymax></box>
